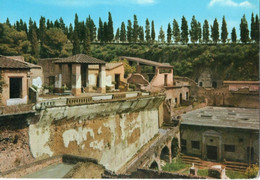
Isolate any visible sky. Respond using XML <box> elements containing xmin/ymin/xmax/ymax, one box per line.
<box><xmin>0</xmin><ymin>0</ymin><xmax>259</xmax><ymax>39</ymax></box>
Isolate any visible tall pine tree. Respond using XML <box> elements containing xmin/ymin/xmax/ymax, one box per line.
<box><xmin>211</xmin><ymin>18</ymin><xmax>219</xmax><ymax>44</ymax></box>
<box><xmin>145</xmin><ymin>18</ymin><xmax>151</xmax><ymax>42</ymax></box>
<box><xmin>203</xmin><ymin>20</ymin><xmax>209</xmax><ymax>44</ymax></box>
<box><xmin>103</xmin><ymin>22</ymin><xmax>108</xmax><ymax>43</ymax></box>
<box><xmin>72</xmin><ymin>32</ymin><xmax>80</xmax><ymax>55</ymax></box>
<box><xmin>151</xmin><ymin>20</ymin><xmax>155</xmax><ymax>42</ymax></box>
<box><xmin>133</xmin><ymin>15</ymin><xmax>139</xmax><ymax>43</ymax></box>
<box><xmin>120</xmin><ymin>22</ymin><xmax>126</xmax><ymax>42</ymax></box>
<box><xmin>189</xmin><ymin>16</ymin><xmax>198</xmax><ymax>44</ymax></box>
<box><xmin>139</xmin><ymin>26</ymin><xmax>144</xmax><ymax>42</ymax></box>
<box><xmin>158</xmin><ymin>26</ymin><xmax>165</xmax><ymax>43</ymax></box>
<box><xmin>181</xmin><ymin>16</ymin><xmax>189</xmax><ymax>44</ymax></box>
<box><xmin>231</xmin><ymin>27</ymin><xmax>237</xmax><ymax>43</ymax></box>
<box><xmin>197</xmin><ymin>22</ymin><xmax>202</xmax><ymax>43</ymax></box>
<box><xmin>31</xmin><ymin>28</ymin><xmax>39</xmax><ymax>57</ymax></box>
<box><xmin>167</xmin><ymin>23</ymin><xmax>172</xmax><ymax>44</ymax></box>
<box><xmin>107</xmin><ymin>12</ymin><xmax>114</xmax><ymax>42</ymax></box>
<box><xmin>115</xmin><ymin>28</ymin><xmax>120</xmax><ymax>42</ymax></box>
<box><xmin>83</xmin><ymin>26</ymin><xmax>91</xmax><ymax>55</ymax></box>
<box><xmin>240</xmin><ymin>14</ymin><xmax>249</xmax><ymax>43</ymax></box>
<box><xmin>221</xmin><ymin>16</ymin><xmax>228</xmax><ymax>43</ymax></box>
<box><xmin>250</xmin><ymin>13</ymin><xmax>255</xmax><ymax>41</ymax></box>
<box><xmin>86</xmin><ymin>15</ymin><xmax>97</xmax><ymax>42</ymax></box>
<box><xmin>98</xmin><ymin>18</ymin><xmax>104</xmax><ymax>42</ymax></box>
<box><xmin>172</xmin><ymin>19</ymin><xmax>180</xmax><ymax>44</ymax></box>
<box><xmin>127</xmin><ymin>20</ymin><xmax>132</xmax><ymax>43</ymax></box>
<box><xmin>255</xmin><ymin>15</ymin><xmax>259</xmax><ymax>43</ymax></box>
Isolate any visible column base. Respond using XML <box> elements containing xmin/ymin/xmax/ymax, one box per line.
<box><xmin>72</xmin><ymin>88</ymin><xmax>81</xmax><ymax>96</ymax></box>
<box><xmin>97</xmin><ymin>87</ymin><xmax>106</xmax><ymax>94</ymax></box>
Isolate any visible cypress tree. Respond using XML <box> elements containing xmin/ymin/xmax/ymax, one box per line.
<box><xmin>197</xmin><ymin>22</ymin><xmax>202</xmax><ymax>43</ymax></box>
<box><xmin>203</xmin><ymin>20</ymin><xmax>209</xmax><ymax>44</ymax></box>
<box><xmin>5</xmin><ymin>18</ymin><xmax>11</xmax><ymax>27</ymax></box>
<box><xmin>72</xmin><ymin>32</ymin><xmax>80</xmax><ymax>55</ymax></box>
<box><xmin>172</xmin><ymin>19</ymin><xmax>180</xmax><ymax>44</ymax></box>
<box><xmin>83</xmin><ymin>27</ymin><xmax>91</xmax><ymax>55</ymax></box>
<box><xmin>167</xmin><ymin>23</ymin><xmax>172</xmax><ymax>44</ymax></box>
<box><xmin>240</xmin><ymin>14</ymin><xmax>249</xmax><ymax>44</ymax></box>
<box><xmin>68</xmin><ymin>23</ymin><xmax>73</xmax><ymax>42</ymax></box>
<box><xmin>181</xmin><ymin>16</ymin><xmax>189</xmax><ymax>44</ymax></box>
<box><xmin>133</xmin><ymin>15</ymin><xmax>139</xmax><ymax>43</ymax></box>
<box><xmin>31</xmin><ymin>28</ymin><xmax>39</xmax><ymax>57</ymax></box>
<box><xmin>107</xmin><ymin>12</ymin><xmax>114</xmax><ymax>42</ymax></box>
<box><xmin>190</xmin><ymin>16</ymin><xmax>198</xmax><ymax>43</ymax></box>
<box><xmin>120</xmin><ymin>22</ymin><xmax>126</xmax><ymax>42</ymax></box>
<box><xmin>139</xmin><ymin>26</ymin><xmax>144</xmax><ymax>42</ymax></box>
<box><xmin>151</xmin><ymin>20</ymin><xmax>155</xmax><ymax>42</ymax></box>
<box><xmin>103</xmin><ymin>22</ymin><xmax>108</xmax><ymax>42</ymax></box>
<box><xmin>127</xmin><ymin>20</ymin><xmax>132</xmax><ymax>43</ymax></box>
<box><xmin>28</xmin><ymin>17</ymin><xmax>34</xmax><ymax>42</ymax></box>
<box><xmin>115</xmin><ymin>28</ymin><xmax>120</xmax><ymax>42</ymax></box>
<box><xmin>221</xmin><ymin>16</ymin><xmax>228</xmax><ymax>43</ymax></box>
<box><xmin>158</xmin><ymin>26</ymin><xmax>165</xmax><ymax>43</ymax></box>
<box><xmin>231</xmin><ymin>27</ymin><xmax>237</xmax><ymax>43</ymax></box>
<box><xmin>255</xmin><ymin>15</ymin><xmax>259</xmax><ymax>43</ymax></box>
<box><xmin>59</xmin><ymin>17</ymin><xmax>66</xmax><ymax>34</ymax></box>
<box><xmin>145</xmin><ymin>18</ymin><xmax>151</xmax><ymax>42</ymax></box>
<box><xmin>86</xmin><ymin>15</ymin><xmax>96</xmax><ymax>42</ymax></box>
<box><xmin>211</xmin><ymin>18</ymin><xmax>219</xmax><ymax>44</ymax></box>
<box><xmin>98</xmin><ymin>18</ymin><xmax>104</xmax><ymax>42</ymax></box>
<box><xmin>39</xmin><ymin>16</ymin><xmax>46</xmax><ymax>43</ymax></box>
<box><xmin>54</xmin><ymin>19</ymin><xmax>60</xmax><ymax>28</ymax></box>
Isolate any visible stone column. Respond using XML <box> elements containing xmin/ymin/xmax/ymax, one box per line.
<box><xmin>54</xmin><ymin>64</ymin><xmax>62</xmax><ymax>93</ymax></box>
<box><xmin>98</xmin><ymin>64</ymin><xmax>106</xmax><ymax>93</ymax></box>
<box><xmin>71</xmin><ymin>64</ymin><xmax>81</xmax><ymax>96</ymax></box>
<box><xmin>85</xmin><ymin>65</ymin><xmax>89</xmax><ymax>92</ymax></box>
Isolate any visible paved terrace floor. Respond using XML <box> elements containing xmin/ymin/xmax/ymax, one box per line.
<box><xmin>22</xmin><ymin>163</ymin><xmax>75</xmax><ymax>178</ymax></box>
<box><xmin>181</xmin><ymin>106</ymin><xmax>259</xmax><ymax>130</ymax></box>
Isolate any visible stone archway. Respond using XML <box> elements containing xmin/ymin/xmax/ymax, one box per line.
<box><xmin>171</xmin><ymin>138</ymin><xmax>179</xmax><ymax>158</ymax></box>
<box><xmin>160</xmin><ymin>146</ymin><xmax>170</xmax><ymax>162</ymax></box>
<box><xmin>149</xmin><ymin>161</ymin><xmax>159</xmax><ymax>170</ymax></box>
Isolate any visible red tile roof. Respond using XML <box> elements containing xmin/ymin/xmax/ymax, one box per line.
<box><xmin>0</xmin><ymin>56</ymin><xmax>31</xmax><ymax>69</ymax></box>
<box><xmin>54</xmin><ymin>54</ymin><xmax>105</xmax><ymax>64</ymax></box>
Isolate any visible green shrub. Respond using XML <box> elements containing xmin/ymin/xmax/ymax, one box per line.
<box><xmin>244</xmin><ymin>164</ymin><xmax>259</xmax><ymax>178</ymax></box>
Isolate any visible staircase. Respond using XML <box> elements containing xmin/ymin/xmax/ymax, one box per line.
<box><xmin>180</xmin><ymin>154</ymin><xmax>249</xmax><ymax>172</ymax></box>
<box><xmin>223</xmin><ymin>160</ymin><xmax>249</xmax><ymax>172</ymax></box>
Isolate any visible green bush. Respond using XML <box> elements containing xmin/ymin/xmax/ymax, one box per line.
<box><xmin>244</xmin><ymin>164</ymin><xmax>259</xmax><ymax>178</ymax></box>
<box><xmin>162</xmin><ymin>158</ymin><xmax>188</xmax><ymax>172</ymax></box>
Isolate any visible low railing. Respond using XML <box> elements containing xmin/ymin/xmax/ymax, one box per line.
<box><xmin>35</xmin><ymin>92</ymin><xmax>164</xmax><ymax>110</ymax></box>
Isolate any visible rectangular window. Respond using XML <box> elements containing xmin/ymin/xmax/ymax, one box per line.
<box><xmin>181</xmin><ymin>139</ymin><xmax>187</xmax><ymax>152</ymax></box>
<box><xmin>191</xmin><ymin>141</ymin><xmax>200</xmax><ymax>149</ymax></box>
<box><xmin>224</xmin><ymin>145</ymin><xmax>235</xmax><ymax>152</ymax></box>
<box><xmin>10</xmin><ymin>78</ymin><xmax>22</xmax><ymax>98</ymax></box>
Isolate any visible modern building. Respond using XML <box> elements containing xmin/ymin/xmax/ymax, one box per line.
<box><xmin>181</xmin><ymin>106</ymin><xmax>259</xmax><ymax>164</ymax></box>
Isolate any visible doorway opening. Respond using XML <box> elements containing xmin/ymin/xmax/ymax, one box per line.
<box><xmin>115</xmin><ymin>74</ymin><xmax>120</xmax><ymax>89</ymax></box>
<box><xmin>10</xmin><ymin>78</ymin><xmax>22</xmax><ymax>98</ymax></box>
<box><xmin>206</xmin><ymin>145</ymin><xmax>218</xmax><ymax>161</ymax></box>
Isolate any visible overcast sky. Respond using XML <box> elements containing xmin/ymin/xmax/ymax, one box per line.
<box><xmin>0</xmin><ymin>0</ymin><xmax>258</xmax><ymax>38</ymax></box>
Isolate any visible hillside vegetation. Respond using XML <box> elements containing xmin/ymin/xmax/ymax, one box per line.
<box><xmin>90</xmin><ymin>43</ymin><xmax>259</xmax><ymax>81</ymax></box>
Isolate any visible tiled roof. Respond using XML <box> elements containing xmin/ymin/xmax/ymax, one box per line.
<box><xmin>88</xmin><ymin>62</ymin><xmax>123</xmax><ymax>70</ymax></box>
<box><xmin>54</xmin><ymin>54</ymin><xmax>105</xmax><ymax>64</ymax></box>
<box><xmin>0</xmin><ymin>56</ymin><xmax>31</xmax><ymax>69</ymax></box>
<box><xmin>119</xmin><ymin>56</ymin><xmax>173</xmax><ymax>68</ymax></box>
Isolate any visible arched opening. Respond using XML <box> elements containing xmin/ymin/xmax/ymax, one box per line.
<box><xmin>160</xmin><ymin>146</ymin><xmax>170</xmax><ymax>162</ymax></box>
<box><xmin>199</xmin><ymin>82</ymin><xmax>203</xmax><ymax>87</ymax></box>
<box><xmin>149</xmin><ymin>161</ymin><xmax>159</xmax><ymax>170</ymax></box>
<box><xmin>171</xmin><ymin>138</ymin><xmax>179</xmax><ymax>158</ymax></box>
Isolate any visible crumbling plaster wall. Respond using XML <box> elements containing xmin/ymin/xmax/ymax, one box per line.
<box><xmin>28</xmin><ymin>96</ymin><xmax>164</xmax><ymax>172</ymax></box>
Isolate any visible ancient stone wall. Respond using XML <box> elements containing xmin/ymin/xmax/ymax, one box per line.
<box><xmin>28</xmin><ymin>96</ymin><xmax>164</xmax><ymax>172</ymax></box>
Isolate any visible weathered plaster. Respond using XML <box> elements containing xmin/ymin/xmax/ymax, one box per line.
<box><xmin>28</xmin><ymin>96</ymin><xmax>164</xmax><ymax>172</ymax></box>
